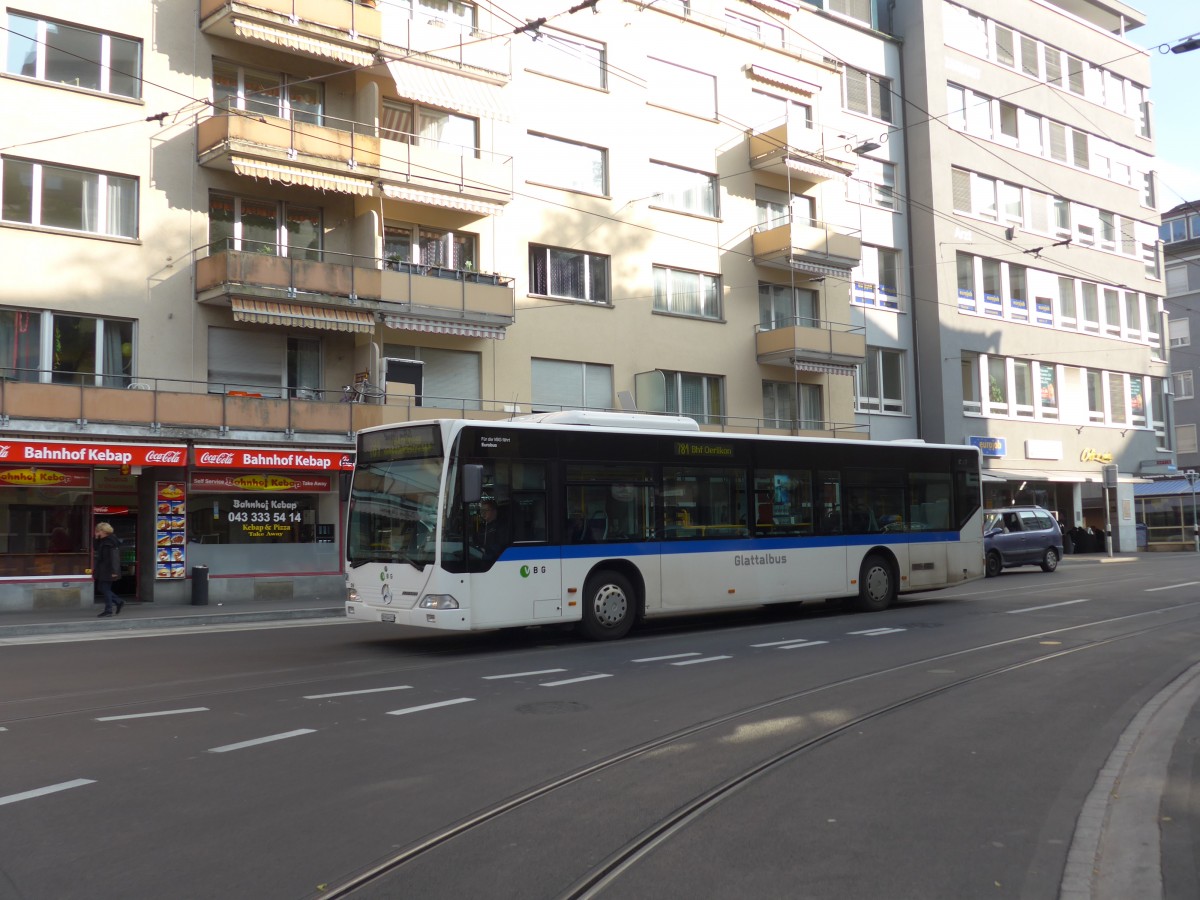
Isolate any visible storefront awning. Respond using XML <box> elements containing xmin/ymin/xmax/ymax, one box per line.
<box><xmin>793</xmin><ymin>360</ymin><xmax>856</xmax><ymax>377</ymax></box>
<box><xmin>230</xmin><ymin>157</ymin><xmax>374</xmax><ymax>196</ymax></box>
<box><xmin>231</xmin><ymin>19</ymin><xmax>376</xmax><ymax>67</ymax></box>
<box><xmin>232</xmin><ymin>299</ymin><xmax>376</xmax><ymax>333</ymax></box>
<box><xmin>746</xmin><ymin>64</ymin><xmax>820</xmax><ymax>97</ymax></box>
<box><xmin>386</xmin><ymin>60</ymin><xmax>509</xmax><ymax>122</ymax></box>
<box><xmin>382</xmin><ymin>314</ymin><xmax>506</xmax><ymax>340</ymax></box>
<box><xmin>380</xmin><ymin>183</ymin><xmax>504</xmax><ymax>216</ymax></box>
<box><xmin>984</xmin><ymin>468</ymin><xmax>1093</xmax><ymax>483</ymax></box>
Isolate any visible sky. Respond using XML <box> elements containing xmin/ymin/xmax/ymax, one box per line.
<box><xmin>1126</xmin><ymin>0</ymin><xmax>1200</xmax><ymax>207</ymax></box>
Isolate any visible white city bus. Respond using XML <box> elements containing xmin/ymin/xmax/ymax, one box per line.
<box><xmin>345</xmin><ymin>412</ymin><xmax>984</xmax><ymax>640</ymax></box>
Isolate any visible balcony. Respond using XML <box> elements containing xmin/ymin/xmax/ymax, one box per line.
<box><xmin>755</xmin><ymin>319</ymin><xmax>866</xmax><ymax>373</ymax></box>
<box><xmin>748</xmin><ymin>121</ymin><xmax>857</xmax><ymax>185</ymax></box>
<box><xmin>752</xmin><ymin>217</ymin><xmax>862</xmax><ymax>279</ymax></box>
<box><xmin>195</xmin><ymin>246</ymin><xmax>515</xmax><ymax>337</ymax></box>
<box><xmin>378</xmin><ymin>133</ymin><xmax>513</xmax><ymax>212</ymax></box>
<box><xmin>199</xmin><ymin>0</ymin><xmax>381</xmax><ymax>67</ymax></box>
<box><xmin>379</xmin><ymin>16</ymin><xmax>510</xmax><ymax>80</ymax></box>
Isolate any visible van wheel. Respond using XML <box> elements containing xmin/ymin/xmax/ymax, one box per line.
<box><xmin>986</xmin><ymin>551</ymin><xmax>1003</xmax><ymax>578</ymax></box>
<box><xmin>1040</xmin><ymin>548</ymin><xmax>1060</xmax><ymax>572</ymax></box>
<box><xmin>855</xmin><ymin>554</ymin><xmax>896</xmax><ymax>612</ymax></box>
<box><xmin>577</xmin><ymin>570</ymin><xmax>635</xmax><ymax>641</ymax></box>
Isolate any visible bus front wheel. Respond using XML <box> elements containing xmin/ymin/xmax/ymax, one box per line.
<box><xmin>578</xmin><ymin>570</ymin><xmax>635</xmax><ymax>641</ymax></box>
<box><xmin>855</xmin><ymin>554</ymin><xmax>896</xmax><ymax>612</ymax></box>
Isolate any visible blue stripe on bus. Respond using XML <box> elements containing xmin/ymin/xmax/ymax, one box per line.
<box><xmin>498</xmin><ymin>531</ymin><xmax>962</xmax><ymax>562</ymax></box>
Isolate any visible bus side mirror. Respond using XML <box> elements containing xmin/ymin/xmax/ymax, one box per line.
<box><xmin>462</xmin><ymin>464</ymin><xmax>483</xmax><ymax>504</ymax></box>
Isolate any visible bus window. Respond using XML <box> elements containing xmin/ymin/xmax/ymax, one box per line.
<box><xmin>909</xmin><ymin>472</ymin><xmax>952</xmax><ymax>531</ymax></box>
<box><xmin>818</xmin><ymin>470</ymin><xmax>842</xmax><ymax>534</ymax></box>
<box><xmin>565</xmin><ymin>464</ymin><xmax>655</xmax><ymax>543</ymax></box>
<box><xmin>663</xmin><ymin>466</ymin><xmax>748</xmax><ymax>539</ymax></box>
<box><xmin>754</xmin><ymin>469</ymin><xmax>813</xmax><ymax>536</ymax></box>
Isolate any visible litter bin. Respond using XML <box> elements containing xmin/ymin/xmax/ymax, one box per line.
<box><xmin>1136</xmin><ymin>522</ymin><xmax>1148</xmax><ymax>550</ymax></box>
<box><xmin>191</xmin><ymin>565</ymin><xmax>209</xmax><ymax>606</ymax></box>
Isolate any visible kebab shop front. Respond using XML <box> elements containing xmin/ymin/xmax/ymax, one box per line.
<box><xmin>178</xmin><ymin>446</ymin><xmax>352</xmax><ymax>604</ymax></box>
<box><xmin>0</xmin><ymin>438</ymin><xmax>186</xmax><ymax>611</ymax></box>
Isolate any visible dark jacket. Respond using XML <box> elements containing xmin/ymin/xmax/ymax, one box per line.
<box><xmin>94</xmin><ymin>535</ymin><xmax>121</xmax><ymax>582</ymax></box>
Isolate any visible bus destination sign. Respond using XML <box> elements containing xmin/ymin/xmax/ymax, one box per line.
<box><xmin>359</xmin><ymin>426</ymin><xmax>442</xmax><ymax>463</ymax></box>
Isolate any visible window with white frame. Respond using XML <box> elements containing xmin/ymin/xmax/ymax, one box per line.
<box><xmin>1161</xmin><ymin>218</ymin><xmax>1189</xmax><ymax>243</ymax></box>
<box><xmin>723</xmin><ymin>10</ymin><xmax>784</xmax><ymax>46</ymax></box>
<box><xmin>653</xmin><ymin>266</ymin><xmax>721</xmax><ymax>319</ymax></box>
<box><xmin>1085</xmin><ymin>369</ymin><xmax>1105</xmax><ymax>422</ymax></box>
<box><xmin>650</xmin><ymin>161</ymin><xmax>718</xmax><ymax>216</ymax></box>
<box><xmin>663</xmin><ymin>370</ymin><xmax>724</xmax><ymax>424</ymax></box>
<box><xmin>763</xmin><ymin>381</ymin><xmax>824</xmax><ymax>430</ymax></box>
<box><xmin>209</xmin><ymin>193</ymin><xmax>321</xmax><ymax>260</ymax></box>
<box><xmin>858</xmin><ymin>246</ymin><xmax>900</xmax><ymax>309</ymax></box>
<box><xmin>986</xmin><ymin>356</ymin><xmax>1008</xmax><ymax>414</ymax></box>
<box><xmin>0</xmin><ymin>308</ymin><xmax>133</xmax><ymax>387</ymax></box>
<box><xmin>756</xmin><ymin>186</ymin><xmax>813</xmax><ymax>230</ymax></box>
<box><xmin>381</xmin><ymin>99</ymin><xmax>478</xmax><ymax>156</ymax></box>
<box><xmin>857</xmin><ymin>347</ymin><xmax>904</xmax><ymax>413</ymax></box>
<box><xmin>759</xmin><ymin>282</ymin><xmax>818</xmax><ymax>328</ymax></box>
<box><xmin>1107</xmin><ymin>372</ymin><xmax>1128</xmax><ymax>424</ymax></box>
<box><xmin>527</xmin><ymin>133</ymin><xmax>607</xmax><ymax>195</ymax></box>
<box><xmin>829</xmin><ymin>0</ymin><xmax>872</xmax><ymax>25</ymax></box>
<box><xmin>1172</xmin><ymin>371</ymin><xmax>1192</xmax><ymax>401</ymax></box>
<box><xmin>213</xmin><ymin>60</ymin><xmax>322</xmax><ymax>124</ymax></box>
<box><xmin>961</xmin><ymin>352</ymin><xmax>981</xmax><ymax>414</ymax></box>
<box><xmin>531</xmin><ymin>358</ymin><xmax>613</xmax><ymax>412</ymax></box>
<box><xmin>844</xmin><ymin>67</ymin><xmax>893</xmax><ymax>122</ymax></box>
<box><xmin>852</xmin><ymin>159</ymin><xmax>896</xmax><ymax>210</ymax></box>
<box><xmin>1170</xmin><ymin>317</ymin><xmax>1191</xmax><ymax>348</ymax></box>
<box><xmin>1177</xmin><ymin>424</ymin><xmax>1198</xmax><ymax>456</ymax></box>
<box><xmin>646</xmin><ymin>58</ymin><xmax>716</xmax><ymax>118</ymax></box>
<box><xmin>526</xmin><ymin>30</ymin><xmax>606</xmax><ymax>89</ymax></box>
<box><xmin>747</xmin><ymin>90</ymin><xmax>813</xmax><ymax>130</ymax></box>
<box><xmin>2</xmin><ymin>157</ymin><xmax>137</xmax><ymax>239</ymax></box>
<box><xmin>385</xmin><ymin>343</ymin><xmax>482</xmax><ymax>410</ymax></box>
<box><xmin>5</xmin><ymin>13</ymin><xmax>141</xmax><ymax>98</ymax></box>
<box><xmin>393</xmin><ymin>0</ymin><xmax>476</xmax><ymax>28</ymax></box>
<box><xmin>529</xmin><ymin>244</ymin><xmax>610</xmax><ymax>303</ymax></box>
<box><xmin>383</xmin><ymin>223</ymin><xmax>475</xmax><ymax>271</ymax></box>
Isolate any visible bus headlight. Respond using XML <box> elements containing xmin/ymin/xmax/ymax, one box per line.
<box><xmin>346</xmin><ymin>584</ymin><xmax>359</xmax><ymax>603</ymax></box>
<box><xmin>419</xmin><ymin>594</ymin><xmax>460</xmax><ymax>610</ymax></box>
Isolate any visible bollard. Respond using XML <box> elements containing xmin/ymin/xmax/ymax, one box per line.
<box><xmin>191</xmin><ymin>565</ymin><xmax>209</xmax><ymax>606</ymax></box>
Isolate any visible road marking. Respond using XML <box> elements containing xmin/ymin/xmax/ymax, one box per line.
<box><xmin>779</xmin><ymin>641</ymin><xmax>830</xmax><ymax>650</ymax></box>
<box><xmin>540</xmin><ymin>674</ymin><xmax>613</xmax><ymax>686</ymax></box>
<box><xmin>1007</xmin><ymin>599</ymin><xmax>1091</xmax><ymax>613</ymax></box>
<box><xmin>1145</xmin><ymin>582</ymin><xmax>1200</xmax><ymax>593</ymax></box>
<box><xmin>632</xmin><ymin>653</ymin><xmax>702</xmax><ymax>662</ymax></box>
<box><xmin>208</xmin><ymin>729</ymin><xmax>316</xmax><ymax>753</ymax></box>
<box><xmin>671</xmin><ymin>655</ymin><xmax>732</xmax><ymax>666</ymax></box>
<box><xmin>751</xmin><ymin>639</ymin><xmax>813</xmax><ymax>648</ymax></box>
<box><xmin>386</xmin><ymin>698</ymin><xmax>475</xmax><ymax>716</ymax></box>
<box><xmin>481</xmin><ymin>669</ymin><xmax>567</xmax><ymax>679</ymax></box>
<box><xmin>0</xmin><ymin>779</ymin><xmax>94</xmax><ymax>807</ymax></box>
<box><xmin>848</xmin><ymin>628</ymin><xmax>907</xmax><ymax>636</ymax></box>
<box><xmin>95</xmin><ymin>707</ymin><xmax>208</xmax><ymax>721</ymax></box>
<box><xmin>303</xmin><ymin>685</ymin><xmax>412</xmax><ymax>699</ymax></box>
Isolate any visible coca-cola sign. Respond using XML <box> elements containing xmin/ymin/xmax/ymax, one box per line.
<box><xmin>0</xmin><ymin>440</ymin><xmax>187</xmax><ymax>467</ymax></box>
<box><xmin>193</xmin><ymin>445</ymin><xmax>354</xmax><ymax>471</ymax></box>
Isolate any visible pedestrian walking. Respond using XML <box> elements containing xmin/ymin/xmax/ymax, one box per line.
<box><xmin>93</xmin><ymin>522</ymin><xmax>123</xmax><ymax>617</ymax></box>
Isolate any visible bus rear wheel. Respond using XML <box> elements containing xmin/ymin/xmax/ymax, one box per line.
<box><xmin>855</xmin><ymin>554</ymin><xmax>896</xmax><ymax>612</ymax></box>
<box><xmin>578</xmin><ymin>570</ymin><xmax>635</xmax><ymax>641</ymax></box>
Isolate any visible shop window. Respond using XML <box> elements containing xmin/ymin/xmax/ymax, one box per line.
<box><xmin>0</xmin><ymin>487</ymin><xmax>91</xmax><ymax>577</ymax></box>
<box><xmin>187</xmin><ymin>492</ymin><xmax>322</xmax><ymax>544</ymax></box>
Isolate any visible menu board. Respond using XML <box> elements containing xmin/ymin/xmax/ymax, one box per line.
<box><xmin>155</xmin><ymin>481</ymin><xmax>187</xmax><ymax>579</ymax></box>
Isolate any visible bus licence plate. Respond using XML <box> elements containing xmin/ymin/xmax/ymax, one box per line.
<box><xmin>381</xmin><ymin>612</ymin><xmax>396</xmax><ymax>623</ymax></box>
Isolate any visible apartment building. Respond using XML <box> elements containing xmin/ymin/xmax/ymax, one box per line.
<box><xmin>1162</xmin><ymin>201</ymin><xmax>1200</xmax><ymax>468</ymax></box>
<box><xmin>891</xmin><ymin>0</ymin><xmax>1166</xmax><ymax>550</ymax></box>
<box><xmin>0</xmin><ymin>0</ymin><xmax>906</xmax><ymax>608</ymax></box>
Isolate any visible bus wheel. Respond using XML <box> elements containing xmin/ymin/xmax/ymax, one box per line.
<box><xmin>578</xmin><ymin>570</ymin><xmax>635</xmax><ymax>641</ymax></box>
<box><xmin>855</xmin><ymin>554</ymin><xmax>896</xmax><ymax>612</ymax></box>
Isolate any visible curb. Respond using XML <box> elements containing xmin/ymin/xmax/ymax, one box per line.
<box><xmin>0</xmin><ymin>607</ymin><xmax>345</xmax><ymax>638</ymax></box>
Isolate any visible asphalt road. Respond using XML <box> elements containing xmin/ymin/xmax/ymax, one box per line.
<box><xmin>4</xmin><ymin>555</ymin><xmax>1200</xmax><ymax>899</ymax></box>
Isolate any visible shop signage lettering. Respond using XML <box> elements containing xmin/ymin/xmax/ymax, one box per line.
<box><xmin>189</xmin><ymin>473</ymin><xmax>333</xmax><ymax>493</ymax></box>
<box><xmin>0</xmin><ymin>466</ymin><xmax>92</xmax><ymax>487</ymax></box>
<box><xmin>969</xmin><ymin>436</ymin><xmax>1006</xmax><ymax>458</ymax></box>
<box><xmin>1080</xmin><ymin>448</ymin><xmax>1114</xmax><ymax>464</ymax></box>
<box><xmin>227</xmin><ymin>497</ymin><xmax>302</xmax><ymax>539</ymax></box>
<box><xmin>0</xmin><ymin>440</ymin><xmax>186</xmax><ymax>467</ymax></box>
<box><xmin>193</xmin><ymin>446</ymin><xmax>353</xmax><ymax>471</ymax></box>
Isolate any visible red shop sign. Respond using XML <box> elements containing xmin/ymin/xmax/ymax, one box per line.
<box><xmin>193</xmin><ymin>446</ymin><xmax>353</xmax><ymax>471</ymax></box>
<box><xmin>0</xmin><ymin>439</ymin><xmax>186</xmax><ymax>467</ymax></box>
<box><xmin>189</xmin><ymin>473</ymin><xmax>333</xmax><ymax>493</ymax></box>
<box><xmin>0</xmin><ymin>465</ymin><xmax>92</xmax><ymax>488</ymax></box>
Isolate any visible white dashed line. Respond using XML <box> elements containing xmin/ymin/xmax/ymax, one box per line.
<box><xmin>671</xmin><ymin>655</ymin><xmax>732</xmax><ymax>666</ymax></box>
<box><xmin>95</xmin><ymin>707</ymin><xmax>209</xmax><ymax>721</ymax></box>
<box><xmin>1007</xmin><ymin>599</ymin><xmax>1090</xmax><ymax>613</ymax></box>
<box><xmin>481</xmin><ymin>669</ymin><xmax>568</xmax><ymax>680</ymax></box>
<box><xmin>632</xmin><ymin>653</ymin><xmax>702</xmax><ymax>662</ymax></box>
<box><xmin>0</xmin><ymin>779</ymin><xmax>94</xmax><ymax>807</ymax></box>
<box><xmin>386</xmin><ymin>698</ymin><xmax>475</xmax><ymax>716</ymax></box>
<box><xmin>752</xmin><ymin>638</ymin><xmax>814</xmax><ymax>648</ymax></box>
<box><xmin>779</xmin><ymin>641</ymin><xmax>829</xmax><ymax>650</ymax></box>
<box><xmin>1144</xmin><ymin>582</ymin><xmax>1200</xmax><ymax>593</ymax></box>
<box><xmin>208</xmin><ymin>729</ymin><xmax>316</xmax><ymax>753</ymax></box>
<box><xmin>540</xmin><ymin>674</ymin><xmax>613</xmax><ymax>687</ymax></box>
<box><xmin>303</xmin><ymin>685</ymin><xmax>412</xmax><ymax>699</ymax></box>
<box><xmin>848</xmin><ymin>628</ymin><xmax>906</xmax><ymax>636</ymax></box>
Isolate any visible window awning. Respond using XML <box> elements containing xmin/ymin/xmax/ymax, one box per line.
<box><xmin>788</xmin><ymin>258</ymin><xmax>853</xmax><ymax>278</ymax></box>
<box><xmin>230</xmin><ymin>157</ymin><xmax>374</xmax><ymax>196</ymax></box>
<box><xmin>786</xmin><ymin>157</ymin><xmax>851</xmax><ymax>182</ymax></box>
<box><xmin>747</xmin><ymin>64</ymin><xmax>820</xmax><ymax>97</ymax></box>
<box><xmin>232</xmin><ymin>299</ymin><xmax>376</xmax><ymax>333</ymax></box>
<box><xmin>793</xmin><ymin>361</ymin><xmax>856</xmax><ymax>377</ymax></box>
<box><xmin>380</xmin><ymin>183</ymin><xmax>504</xmax><ymax>216</ymax></box>
<box><xmin>383</xmin><ymin>314</ymin><xmax>506</xmax><ymax>340</ymax></box>
<box><xmin>386</xmin><ymin>60</ymin><xmax>509</xmax><ymax>122</ymax></box>
<box><xmin>232</xmin><ymin>19</ymin><xmax>376</xmax><ymax>67</ymax></box>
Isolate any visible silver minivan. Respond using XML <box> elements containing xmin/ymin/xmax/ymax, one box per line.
<box><xmin>983</xmin><ymin>506</ymin><xmax>1064</xmax><ymax>577</ymax></box>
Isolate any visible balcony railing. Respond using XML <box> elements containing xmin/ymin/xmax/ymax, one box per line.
<box><xmin>751</xmin><ymin>216</ymin><xmax>862</xmax><ymax>277</ymax></box>
<box><xmin>755</xmin><ymin>318</ymin><xmax>867</xmax><ymax>370</ymax></box>
<box><xmin>199</xmin><ymin>0</ymin><xmax>383</xmax><ymax>62</ymax></box>
<box><xmin>748</xmin><ymin>117</ymin><xmax>858</xmax><ymax>183</ymax></box>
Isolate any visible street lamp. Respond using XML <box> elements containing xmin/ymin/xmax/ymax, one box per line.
<box><xmin>1185</xmin><ymin>470</ymin><xmax>1200</xmax><ymax>551</ymax></box>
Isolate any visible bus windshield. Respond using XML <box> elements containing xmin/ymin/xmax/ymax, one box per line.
<box><xmin>347</xmin><ymin>457</ymin><xmax>442</xmax><ymax>568</ymax></box>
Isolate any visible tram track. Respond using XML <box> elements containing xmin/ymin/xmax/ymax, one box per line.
<box><xmin>313</xmin><ymin>604</ymin><xmax>1200</xmax><ymax>899</ymax></box>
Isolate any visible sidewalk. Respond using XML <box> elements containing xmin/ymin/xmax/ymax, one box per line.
<box><xmin>0</xmin><ymin>596</ymin><xmax>344</xmax><ymax>639</ymax></box>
